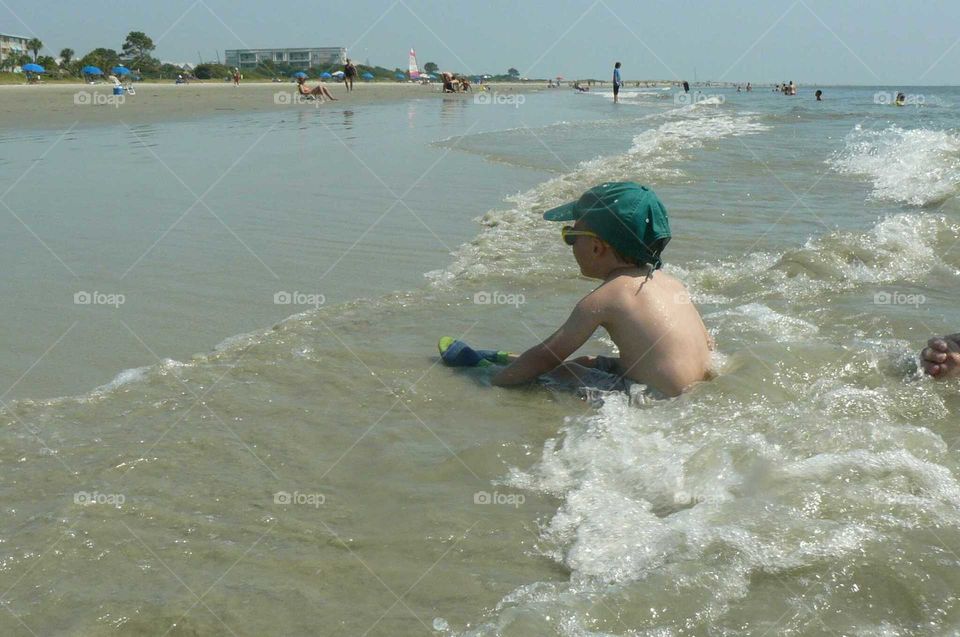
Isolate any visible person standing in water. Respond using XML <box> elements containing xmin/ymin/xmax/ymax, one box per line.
<box><xmin>613</xmin><ymin>62</ymin><xmax>622</xmax><ymax>103</ymax></box>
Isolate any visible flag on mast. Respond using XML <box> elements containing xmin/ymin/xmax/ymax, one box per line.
<box><xmin>408</xmin><ymin>48</ymin><xmax>420</xmax><ymax>80</ymax></box>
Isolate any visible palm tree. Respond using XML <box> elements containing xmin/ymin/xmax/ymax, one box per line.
<box><xmin>27</xmin><ymin>38</ymin><xmax>43</xmax><ymax>62</ymax></box>
<box><xmin>60</xmin><ymin>48</ymin><xmax>74</xmax><ymax>68</ymax></box>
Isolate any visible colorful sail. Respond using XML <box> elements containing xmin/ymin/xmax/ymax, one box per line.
<box><xmin>408</xmin><ymin>48</ymin><xmax>420</xmax><ymax>80</ymax></box>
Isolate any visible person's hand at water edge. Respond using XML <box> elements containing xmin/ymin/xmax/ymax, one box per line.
<box><xmin>921</xmin><ymin>333</ymin><xmax>960</xmax><ymax>378</ymax></box>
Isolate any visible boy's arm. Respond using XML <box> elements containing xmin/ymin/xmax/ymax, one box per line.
<box><xmin>492</xmin><ymin>298</ymin><xmax>603</xmax><ymax>386</ymax></box>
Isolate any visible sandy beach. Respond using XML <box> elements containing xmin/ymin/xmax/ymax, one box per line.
<box><xmin>0</xmin><ymin>81</ymin><xmax>540</xmax><ymax>129</ymax></box>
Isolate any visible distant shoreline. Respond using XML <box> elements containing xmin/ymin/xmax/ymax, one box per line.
<box><xmin>0</xmin><ymin>81</ymin><xmax>541</xmax><ymax>130</ymax></box>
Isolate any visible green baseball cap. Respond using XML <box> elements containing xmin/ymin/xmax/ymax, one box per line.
<box><xmin>543</xmin><ymin>182</ymin><xmax>671</xmax><ymax>268</ymax></box>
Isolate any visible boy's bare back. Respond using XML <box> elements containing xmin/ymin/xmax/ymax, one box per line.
<box><xmin>586</xmin><ymin>267</ymin><xmax>712</xmax><ymax>396</ymax></box>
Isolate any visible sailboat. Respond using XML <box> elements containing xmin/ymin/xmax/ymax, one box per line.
<box><xmin>408</xmin><ymin>48</ymin><xmax>420</xmax><ymax>81</ymax></box>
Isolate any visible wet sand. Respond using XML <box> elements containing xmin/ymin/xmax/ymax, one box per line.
<box><xmin>0</xmin><ymin>81</ymin><xmax>541</xmax><ymax>130</ymax></box>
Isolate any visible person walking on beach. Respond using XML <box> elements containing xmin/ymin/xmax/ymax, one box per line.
<box><xmin>343</xmin><ymin>59</ymin><xmax>356</xmax><ymax>91</ymax></box>
<box><xmin>233</xmin><ymin>68</ymin><xmax>241</xmax><ymax>86</ymax></box>
<box><xmin>613</xmin><ymin>62</ymin><xmax>623</xmax><ymax>103</ymax></box>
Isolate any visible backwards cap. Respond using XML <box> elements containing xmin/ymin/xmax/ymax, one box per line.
<box><xmin>543</xmin><ymin>182</ymin><xmax>671</xmax><ymax>268</ymax></box>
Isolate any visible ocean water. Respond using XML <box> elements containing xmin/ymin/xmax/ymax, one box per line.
<box><xmin>1</xmin><ymin>85</ymin><xmax>960</xmax><ymax>636</ymax></box>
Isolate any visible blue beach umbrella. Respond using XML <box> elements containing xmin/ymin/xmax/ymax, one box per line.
<box><xmin>22</xmin><ymin>63</ymin><xmax>44</xmax><ymax>73</ymax></box>
<box><xmin>112</xmin><ymin>66</ymin><xmax>130</xmax><ymax>75</ymax></box>
<box><xmin>319</xmin><ymin>71</ymin><xmax>332</xmax><ymax>79</ymax></box>
<box><xmin>361</xmin><ymin>72</ymin><xmax>374</xmax><ymax>80</ymax></box>
<box><xmin>82</xmin><ymin>65</ymin><xmax>103</xmax><ymax>75</ymax></box>
<box><xmin>292</xmin><ymin>71</ymin><xmax>308</xmax><ymax>78</ymax></box>
<box><xmin>395</xmin><ymin>72</ymin><xmax>406</xmax><ymax>80</ymax></box>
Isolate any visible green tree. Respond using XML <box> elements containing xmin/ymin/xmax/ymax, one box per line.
<box><xmin>121</xmin><ymin>31</ymin><xmax>155</xmax><ymax>65</ymax></box>
<box><xmin>194</xmin><ymin>63</ymin><xmax>228</xmax><ymax>80</ymax></box>
<box><xmin>16</xmin><ymin>53</ymin><xmax>32</xmax><ymax>68</ymax></box>
<box><xmin>80</xmin><ymin>48</ymin><xmax>121</xmax><ymax>72</ymax></box>
<box><xmin>507</xmin><ymin>67</ymin><xmax>519</xmax><ymax>78</ymax></box>
<box><xmin>59</xmin><ymin>48</ymin><xmax>74</xmax><ymax>68</ymax></box>
<box><xmin>26</xmin><ymin>38</ymin><xmax>43</xmax><ymax>61</ymax></box>
<box><xmin>36</xmin><ymin>55</ymin><xmax>56</xmax><ymax>72</ymax></box>
<box><xmin>423</xmin><ymin>61</ymin><xmax>438</xmax><ymax>74</ymax></box>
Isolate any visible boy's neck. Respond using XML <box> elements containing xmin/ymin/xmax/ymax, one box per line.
<box><xmin>602</xmin><ymin>263</ymin><xmax>652</xmax><ymax>281</ymax></box>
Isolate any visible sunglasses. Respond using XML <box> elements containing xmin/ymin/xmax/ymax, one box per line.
<box><xmin>561</xmin><ymin>226</ymin><xmax>600</xmax><ymax>246</ymax></box>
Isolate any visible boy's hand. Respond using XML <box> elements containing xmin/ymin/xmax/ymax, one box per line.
<box><xmin>921</xmin><ymin>333</ymin><xmax>960</xmax><ymax>378</ymax></box>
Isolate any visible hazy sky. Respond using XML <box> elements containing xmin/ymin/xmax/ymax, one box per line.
<box><xmin>3</xmin><ymin>0</ymin><xmax>959</xmax><ymax>84</ymax></box>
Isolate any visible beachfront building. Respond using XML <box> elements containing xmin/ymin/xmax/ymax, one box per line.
<box><xmin>0</xmin><ymin>32</ymin><xmax>30</xmax><ymax>66</ymax></box>
<box><xmin>225</xmin><ymin>47</ymin><xmax>346</xmax><ymax>70</ymax></box>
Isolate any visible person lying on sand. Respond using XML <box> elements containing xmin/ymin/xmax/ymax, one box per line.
<box><xmin>296</xmin><ymin>76</ymin><xmax>337</xmax><ymax>101</ymax></box>
<box><xmin>920</xmin><ymin>333</ymin><xmax>960</xmax><ymax>378</ymax></box>
<box><xmin>440</xmin><ymin>182</ymin><xmax>713</xmax><ymax>398</ymax></box>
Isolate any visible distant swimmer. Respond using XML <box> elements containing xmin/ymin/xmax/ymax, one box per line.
<box><xmin>613</xmin><ymin>61</ymin><xmax>623</xmax><ymax>103</ymax></box>
<box><xmin>439</xmin><ymin>183</ymin><xmax>714</xmax><ymax>398</ymax></box>
<box><xmin>921</xmin><ymin>333</ymin><xmax>960</xmax><ymax>378</ymax></box>
<box><xmin>815</xmin><ymin>89</ymin><xmax>823</xmax><ymax>101</ymax></box>
<box><xmin>746</xmin><ymin>82</ymin><xmax>752</xmax><ymax>92</ymax></box>
<box><xmin>895</xmin><ymin>92</ymin><xmax>906</xmax><ymax>106</ymax></box>
<box><xmin>683</xmin><ymin>80</ymin><xmax>690</xmax><ymax>93</ymax></box>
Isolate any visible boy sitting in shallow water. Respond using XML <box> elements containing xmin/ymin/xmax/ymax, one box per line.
<box><xmin>440</xmin><ymin>182</ymin><xmax>713</xmax><ymax>398</ymax></box>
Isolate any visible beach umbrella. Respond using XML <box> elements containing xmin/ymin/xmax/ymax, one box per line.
<box><xmin>395</xmin><ymin>72</ymin><xmax>406</xmax><ymax>80</ymax></box>
<box><xmin>427</xmin><ymin>73</ymin><xmax>437</xmax><ymax>79</ymax></box>
<box><xmin>22</xmin><ymin>63</ymin><xmax>44</xmax><ymax>73</ymax></box>
<box><xmin>82</xmin><ymin>65</ymin><xmax>103</xmax><ymax>75</ymax></box>
<box><xmin>112</xmin><ymin>66</ymin><xmax>130</xmax><ymax>75</ymax></box>
<box><xmin>292</xmin><ymin>71</ymin><xmax>308</xmax><ymax>78</ymax></box>
<box><xmin>332</xmin><ymin>70</ymin><xmax>344</xmax><ymax>77</ymax></box>
<box><xmin>361</xmin><ymin>72</ymin><xmax>374</xmax><ymax>80</ymax></box>
<box><xmin>320</xmin><ymin>72</ymin><xmax>332</xmax><ymax>79</ymax></box>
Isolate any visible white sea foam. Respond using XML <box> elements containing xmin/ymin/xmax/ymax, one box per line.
<box><xmin>427</xmin><ymin>108</ymin><xmax>770</xmax><ymax>286</ymax></box>
<box><xmin>462</xmin><ymin>348</ymin><xmax>960</xmax><ymax>635</ymax></box>
<box><xmin>683</xmin><ymin>212</ymin><xmax>958</xmax><ymax>305</ymax></box>
<box><xmin>828</xmin><ymin>124</ymin><xmax>960</xmax><ymax>206</ymax></box>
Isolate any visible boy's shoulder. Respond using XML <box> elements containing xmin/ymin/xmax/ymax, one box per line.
<box><xmin>592</xmin><ymin>269</ymin><xmax>687</xmax><ymax>304</ymax></box>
